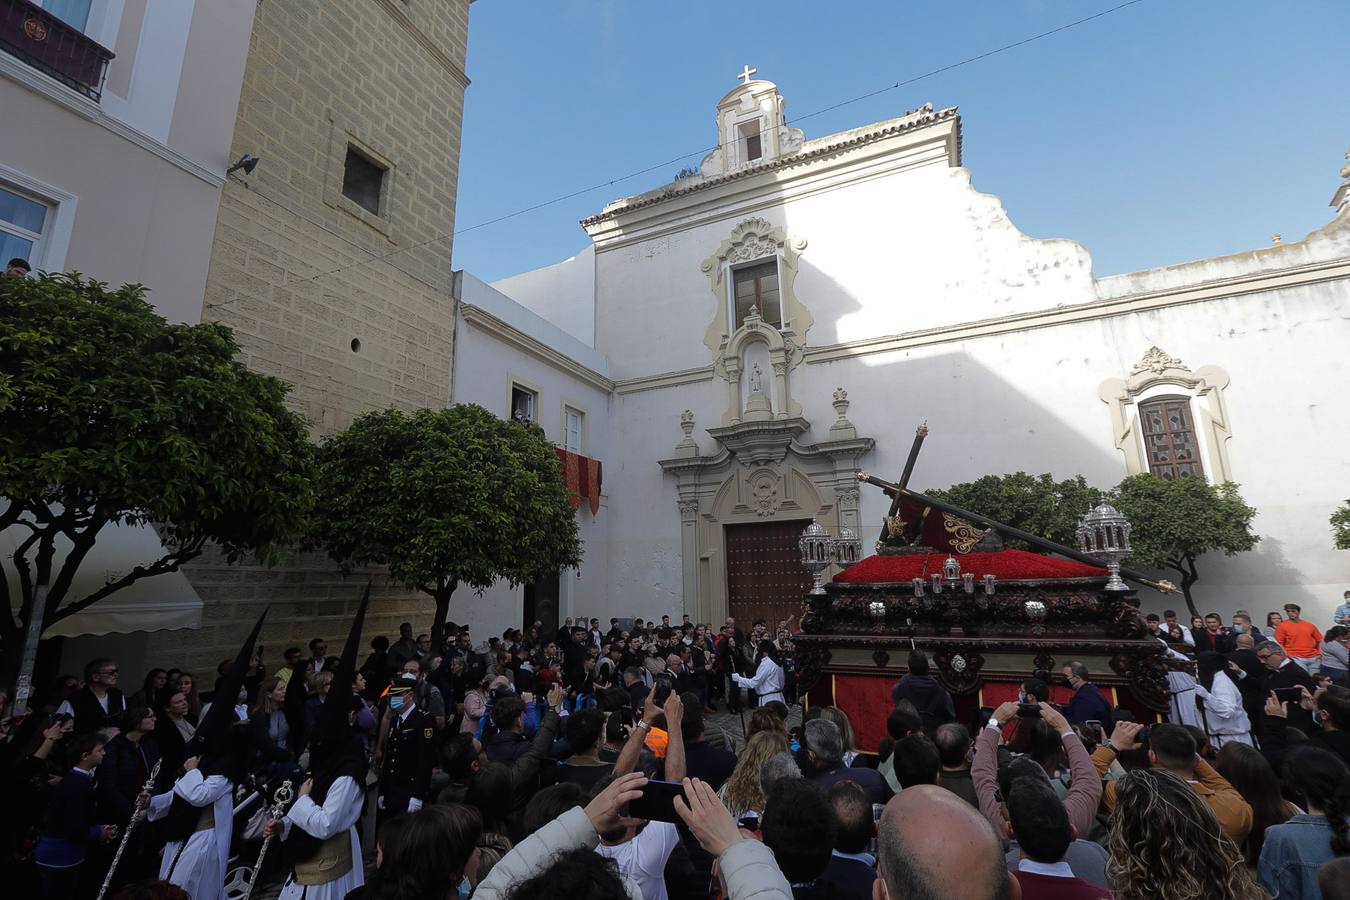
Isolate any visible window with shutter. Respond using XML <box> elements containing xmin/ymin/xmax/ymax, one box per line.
<box><xmin>1138</xmin><ymin>396</ymin><xmax>1204</xmax><ymax>479</ymax></box>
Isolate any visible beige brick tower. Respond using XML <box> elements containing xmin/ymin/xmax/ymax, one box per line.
<box><xmin>146</xmin><ymin>0</ymin><xmax>472</xmax><ymax>670</ymax></box>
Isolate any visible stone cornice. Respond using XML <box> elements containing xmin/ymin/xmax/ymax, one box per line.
<box><xmin>581</xmin><ymin>105</ymin><xmax>959</xmax><ymax>228</ymax></box>
<box><xmin>804</xmin><ymin>256</ymin><xmax>1350</xmax><ymax>365</ymax></box>
<box><xmin>609</xmin><ymin>255</ymin><xmax>1350</xmax><ymax>391</ymax></box>
<box><xmin>460</xmin><ymin>304</ymin><xmax>613</xmax><ymax>392</ymax></box>
<box><xmin>0</xmin><ymin>54</ymin><xmax>224</xmax><ymax>188</ymax></box>
<box><xmin>613</xmin><ymin>365</ymin><xmax>715</xmax><ymax>395</ymax></box>
<box><xmin>371</xmin><ymin>0</ymin><xmax>471</xmax><ymax>88</ymax></box>
<box><xmin>585</xmin><ymin>129</ymin><xmax>956</xmax><ymax>253</ymax></box>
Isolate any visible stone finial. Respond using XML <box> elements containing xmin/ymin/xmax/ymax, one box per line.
<box><xmin>1271</xmin><ymin>233</ymin><xmax>1282</xmax><ymax>244</ymax></box>
<box><xmin>675</xmin><ymin>409</ymin><xmax>698</xmax><ymax>456</ymax></box>
<box><xmin>829</xmin><ymin>387</ymin><xmax>857</xmax><ymax>439</ymax></box>
<box><xmin>1332</xmin><ymin>149</ymin><xmax>1350</xmax><ymax>212</ymax></box>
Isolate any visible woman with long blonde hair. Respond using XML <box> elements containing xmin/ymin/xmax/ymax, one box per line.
<box><xmin>717</xmin><ymin>730</ymin><xmax>790</xmax><ymax>818</ymax></box>
<box><xmin>818</xmin><ymin>706</ymin><xmax>860</xmax><ymax>766</ymax></box>
<box><xmin>1108</xmin><ymin>767</ymin><xmax>1268</xmax><ymax>900</ymax></box>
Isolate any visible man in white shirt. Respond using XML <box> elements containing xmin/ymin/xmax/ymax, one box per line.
<box><xmin>593</xmin><ymin>783</ymin><xmax>681</xmax><ymax>900</ymax></box>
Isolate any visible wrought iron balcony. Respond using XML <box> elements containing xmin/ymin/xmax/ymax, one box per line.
<box><xmin>1</xmin><ymin>0</ymin><xmax>114</xmax><ymax>101</ymax></box>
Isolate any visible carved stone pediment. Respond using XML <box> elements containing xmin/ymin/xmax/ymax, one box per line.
<box><xmin>705</xmin><ymin>416</ymin><xmax>809</xmax><ymax>466</ymax></box>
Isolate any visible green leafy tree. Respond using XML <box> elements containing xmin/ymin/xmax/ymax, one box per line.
<box><xmin>1332</xmin><ymin>500</ymin><xmax>1350</xmax><ymax>550</ymax></box>
<box><xmin>925</xmin><ymin>472</ymin><xmax>1106</xmax><ymax>549</ymax></box>
<box><xmin>0</xmin><ymin>274</ymin><xmax>315</xmax><ymax>696</ymax></box>
<box><xmin>311</xmin><ymin>405</ymin><xmax>582</xmax><ymax>650</ymax></box>
<box><xmin>1111</xmin><ymin>474</ymin><xmax>1259</xmax><ymax>617</ymax></box>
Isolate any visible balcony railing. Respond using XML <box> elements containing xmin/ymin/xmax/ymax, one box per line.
<box><xmin>0</xmin><ymin>0</ymin><xmax>114</xmax><ymax>101</ymax></box>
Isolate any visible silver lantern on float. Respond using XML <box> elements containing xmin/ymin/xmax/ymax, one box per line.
<box><xmin>832</xmin><ymin>527</ymin><xmax>862</xmax><ymax>570</ymax></box>
<box><xmin>1076</xmin><ymin>502</ymin><xmax>1132</xmax><ymax>592</ymax></box>
<box><xmin>799</xmin><ymin>519</ymin><xmax>834</xmax><ymax>595</ymax></box>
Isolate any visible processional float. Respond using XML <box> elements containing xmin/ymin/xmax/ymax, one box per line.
<box><xmin>792</xmin><ymin>425</ymin><xmax>1172</xmax><ymax>749</ymax></box>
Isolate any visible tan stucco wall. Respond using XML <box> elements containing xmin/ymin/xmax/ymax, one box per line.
<box><xmin>0</xmin><ymin>81</ymin><xmax>221</xmax><ymax>324</ymax></box>
<box><xmin>146</xmin><ymin>0</ymin><xmax>472</xmax><ymax>670</ymax></box>
<box><xmin>200</xmin><ymin>0</ymin><xmax>467</xmax><ymax>432</ymax></box>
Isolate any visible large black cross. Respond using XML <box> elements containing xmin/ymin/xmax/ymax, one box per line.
<box><xmin>876</xmin><ymin>422</ymin><xmax>928</xmax><ymax>549</ymax></box>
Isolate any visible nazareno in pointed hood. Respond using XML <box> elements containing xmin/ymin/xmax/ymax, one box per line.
<box><xmin>160</xmin><ymin>607</ymin><xmax>267</xmax><ymax>842</ymax></box>
<box><xmin>192</xmin><ymin>606</ymin><xmax>268</xmax><ymax>757</ymax></box>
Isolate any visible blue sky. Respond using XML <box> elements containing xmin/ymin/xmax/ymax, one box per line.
<box><xmin>452</xmin><ymin>1</ymin><xmax>1350</xmax><ymax>283</ymax></box>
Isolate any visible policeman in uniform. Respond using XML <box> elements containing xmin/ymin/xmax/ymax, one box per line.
<box><xmin>376</xmin><ymin>674</ymin><xmax>435</xmax><ymax>825</ymax></box>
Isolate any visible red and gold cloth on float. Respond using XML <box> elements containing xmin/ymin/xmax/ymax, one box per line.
<box><xmin>554</xmin><ymin>448</ymin><xmax>602</xmax><ymax>515</ymax></box>
<box><xmin>834</xmin><ymin>549</ymin><xmax>1105</xmax><ymax>584</ymax></box>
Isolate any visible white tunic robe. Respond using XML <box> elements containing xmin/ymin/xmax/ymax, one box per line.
<box><xmin>1160</xmin><ymin>641</ymin><xmax>1202</xmax><ymax>728</ymax></box>
<box><xmin>1194</xmin><ymin>670</ymin><xmax>1254</xmax><ymax>747</ymax></box>
<box><xmin>147</xmin><ymin>770</ymin><xmax>233</xmax><ymax>900</ymax></box>
<box><xmin>733</xmin><ymin>657</ymin><xmax>786</xmax><ymax>706</ymax></box>
<box><xmin>278</xmin><ymin>775</ymin><xmax>365</xmax><ymax>900</ymax></box>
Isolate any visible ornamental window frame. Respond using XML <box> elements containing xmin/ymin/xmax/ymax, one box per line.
<box><xmin>1098</xmin><ymin>347</ymin><xmax>1233</xmax><ymax>483</ymax></box>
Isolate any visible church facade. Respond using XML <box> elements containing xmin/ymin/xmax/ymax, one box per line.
<box><xmin>453</xmin><ymin>73</ymin><xmax>1350</xmax><ymax>638</ymax></box>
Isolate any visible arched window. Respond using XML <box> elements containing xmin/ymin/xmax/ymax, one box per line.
<box><xmin>1138</xmin><ymin>395</ymin><xmax>1203</xmax><ymax>479</ymax></box>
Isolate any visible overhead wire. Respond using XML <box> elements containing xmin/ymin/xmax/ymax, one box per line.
<box><xmin>298</xmin><ymin>0</ymin><xmax>1148</xmax><ymax>285</ymax></box>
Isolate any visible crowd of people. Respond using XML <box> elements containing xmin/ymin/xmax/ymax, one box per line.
<box><xmin>0</xmin><ymin>595</ymin><xmax>1345</xmax><ymax>900</ymax></box>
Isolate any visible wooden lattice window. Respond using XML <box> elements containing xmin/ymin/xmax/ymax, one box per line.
<box><xmin>1139</xmin><ymin>396</ymin><xmax>1204</xmax><ymax>479</ymax></box>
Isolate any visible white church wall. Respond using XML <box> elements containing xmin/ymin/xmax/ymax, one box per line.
<box><xmin>776</xmin><ymin>277</ymin><xmax>1346</xmax><ymax>625</ymax></box>
<box><xmin>449</xmin><ymin>272</ymin><xmax>613</xmax><ymax>636</ymax></box>
<box><xmin>491</xmin><ymin>244</ymin><xmax>598</xmax><ymax>347</ymax></box>
<box><xmin>592</xmin><ymin>153</ymin><xmax>1097</xmax><ymax>381</ymax></box>
<box><xmin>604</xmin><ymin>379</ymin><xmax>726</xmax><ymax>623</ymax></box>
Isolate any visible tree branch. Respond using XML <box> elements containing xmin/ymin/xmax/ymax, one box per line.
<box><xmin>42</xmin><ymin>525</ymin><xmax>103</xmax><ymax>622</ymax></box>
<box><xmin>47</xmin><ymin>547</ymin><xmax>204</xmax><ymax>626</ymax></box>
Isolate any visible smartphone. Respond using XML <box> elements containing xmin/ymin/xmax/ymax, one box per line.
<box><xmin>1082</xmin><ymin>720</ymin><xmax>1103</xmax><ymax>743</ymax></box>
<box><xmin>737</xmin><ymin>812</ymin><xmax>760</xmax><ymax>832</ymax></box>
<box><xmin>651</xmin><ymin>675</ymin><xmax>674</xmax><ymax>708</ymax></box>
<box><xmin>1272</xmin><ymin>687</ymin><xmax>1304</xmax><ymax>704</ymax></box>
<box><xmin>628</xmin><ymin>779</ymin><xmax>684</xmax><ymax>824</ymax></box>
<box><xmin>1017</xmin><ymin>703</ymin><xmax>1042</xmax><ymax>717</ymax></box>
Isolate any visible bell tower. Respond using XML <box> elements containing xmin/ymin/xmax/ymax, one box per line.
<box><xmin>699</xmin><ymin>67</ymin><xmax>805</xmax><ymax>177</ymax></box>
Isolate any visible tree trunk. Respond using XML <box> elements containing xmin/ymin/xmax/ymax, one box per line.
<box><xmin>428</xmin><ymin>580</ymin><xmax>457</xmax><ymax>654</ymax></box>
<box><xmin>1171</xmin><ymin>554</ymin><xmax>1201</xmax><ymax>619</ymax></box>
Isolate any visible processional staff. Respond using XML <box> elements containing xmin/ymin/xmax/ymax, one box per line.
<box><xmin>241</xmin><ymin>779</ymin><xmax>294</xmax><ymax>900</ymax></box>
<box><xmin>95</xmin><ymin>758</ymin><xmax>162</xmax><ymax>900</ymax></box>
<box><xmin>856</xmin><ymin>471</ymin><xmax>1178</xmax><ymax>595</ymax></box>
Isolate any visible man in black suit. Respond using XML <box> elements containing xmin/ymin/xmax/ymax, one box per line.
<box><xmin>802</xmin><ymin>719</ymin><xmax>894</xmax><ymax>806</ymax></box>
<box><xmin>59</xmin><ymin>658</ymin><xmax>126</xmax><ymax>735</ymax></box>
<box><xmin>1228</xmin><ymin>633</ymin><xmax>1268</xmax><ymax>737</ymax></box>
<box><xmin>1259</xmin><ymin>640</ymin><xmax>1317</xmax><ymax>733</ymax></box>
<box><xmin>1192</xmin><ymin>614</ymin><xmax>1236</xmax><ymax>654</ymax></box>
<box><xmin>820</xmin><ymin>780</ymin><xmax>879</xmax><ymax>900</ymax></box>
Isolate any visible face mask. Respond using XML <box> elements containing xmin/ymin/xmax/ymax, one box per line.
<box><xmin>1233</xmin><ymin>625</ymin><xmax>1245</xmax><ymax>634</ymax></box>
<box><xmin>389</xmin><ymin>696</ymin><xmax>405</xmax><ymax>712</ymax></box>
<box><xmin>457</xmin><ymin>876</ymin><xmax>471</xmax><ymax>900</ymax></box>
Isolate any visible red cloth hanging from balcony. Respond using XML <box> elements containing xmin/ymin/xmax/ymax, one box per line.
<box><xmin>554</xmin><ymin>448</ymin><xmax>603</xmax><ymax>515</ymax></box>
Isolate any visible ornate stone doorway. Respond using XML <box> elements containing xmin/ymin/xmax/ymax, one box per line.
<box><xmin>659</xmin><ymin>390</ymin><xmax>874</xmax><ymax>624</ymax></box>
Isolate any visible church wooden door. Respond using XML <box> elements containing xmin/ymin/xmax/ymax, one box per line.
<box><xmin>725</xmin><ymin>520</ymin><xmax>814</xmax><ymax>629</ymax></box>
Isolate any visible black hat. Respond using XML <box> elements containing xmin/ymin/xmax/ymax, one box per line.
<box><xmin>191</xmin><ymin>608</ymin><xmax>267</xmax><ymax>754</ymax></box>
<box><xmin>309</xmin><ymin>582</ymin><xmax>371</xmax><ymax>759</ymax></box>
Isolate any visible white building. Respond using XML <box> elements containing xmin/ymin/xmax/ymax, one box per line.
<box><xmin>453</xmin><ymin>73</ymin><xmax>1350</xmax><ymax>637</ymax></box>
<box><xmin>2</xmin><ymin>0</ymin><xmax>257</xmax><ymax>669</ymax></box>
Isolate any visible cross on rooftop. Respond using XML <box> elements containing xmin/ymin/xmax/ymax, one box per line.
<box><xmin>737</xmin><ymin>64</ymin><xmax>757</xmax><ymax>85</ymax></box>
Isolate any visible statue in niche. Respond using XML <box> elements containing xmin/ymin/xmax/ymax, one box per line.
<box><xmin>748</xmin><ymin>363</ymin><xmax>764</xmax><ymax>394</ymax></box>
